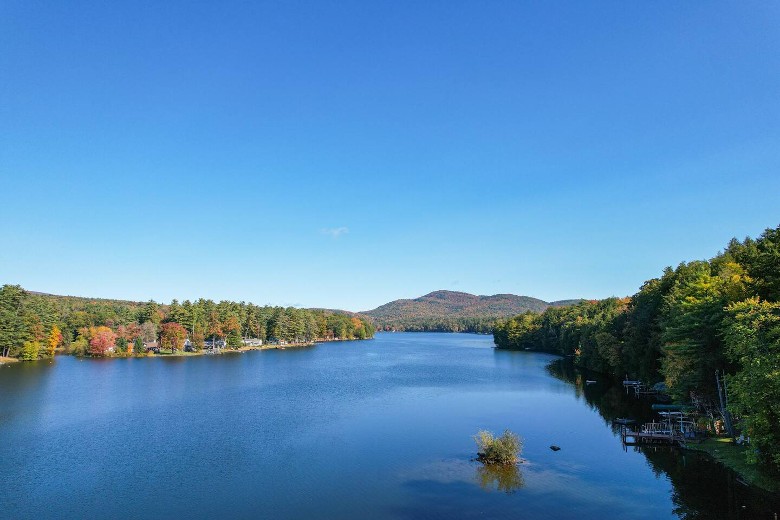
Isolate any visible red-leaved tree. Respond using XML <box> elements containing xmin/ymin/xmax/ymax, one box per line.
<box><xmin>89</xmin><ymin>326</ymin><xmax>117</xmax><ymax>356</ymax></box>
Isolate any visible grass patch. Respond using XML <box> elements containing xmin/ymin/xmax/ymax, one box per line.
<box><xmin>0</xmin><ymin>356</ymin><xmax>20</xmax><ymax>364</ymax></box>
<box><xmin>687</xmin><ymin>437</ymin><xmax>780</xmax><ymax>492</ymax></box>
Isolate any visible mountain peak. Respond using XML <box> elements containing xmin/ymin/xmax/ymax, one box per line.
<box><xmin>418</xmin><ymin>290</ymin><xmax>475</xmax><ymax>300</ymax></box>
<box><xmin>363</xmin><ymin>290</ymin><xmax>559</xmax><ymax>332</ymax></box>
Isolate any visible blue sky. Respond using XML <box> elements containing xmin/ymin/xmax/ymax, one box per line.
<box><xmin>1</xmin><ymin>1</ymin><xmax>778</xmax><ymax>311</ymax></box>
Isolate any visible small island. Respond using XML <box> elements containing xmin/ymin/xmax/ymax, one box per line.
<box><xmin>474</xmin><ymin>429</ymin><xmax>523</xmax><ymax>465</ymax></box>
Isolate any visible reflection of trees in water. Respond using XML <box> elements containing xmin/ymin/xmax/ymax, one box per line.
<box><xmin>547</xmin><ymin>359</ymin><xmax>656</xmax><ymax>428</ymax></box>
<box><xmin>475</xmin><ymin>463</ymin><xmax>524</xmax><ymax>494</ymax></box>
<box><xmin>546</xmin><ymin>358</ymin><xmax>780</xmax><ymax>518</ymax></box>
<box><xmin>643</xmin><ymin>447</ymin><xmax>780</xmax><ymax>519</ymax></box>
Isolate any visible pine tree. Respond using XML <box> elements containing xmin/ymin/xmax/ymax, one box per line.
<box><xmin>0</xmin><ymin>285</ymin><xmax>28</xmax><ymax>358</ymax></box>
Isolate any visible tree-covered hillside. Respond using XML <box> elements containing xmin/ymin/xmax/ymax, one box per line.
<box><xmin>363</xmin><ymin>290</ymin><xmax>577</xmax><ymax>332</ymax></box>
<box><xmin>0</xmin><ymin>288</ymin><xmax>374</xmax><ymax>359</ymax></box>
<box><xmin>494</xmin><ymin>224</ymin><xmax>780</xmax><ymax>471</ymax></box>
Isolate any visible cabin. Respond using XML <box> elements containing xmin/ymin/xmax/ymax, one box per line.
<box><xmin>144</xmin><ymin>341</ymin><xmax>160</xmax><ymax>354</ymax></box>
<box><xmin>242</xmin><ymin>338</ymin><xmax>263</xmax><ymax>347</ymax></box>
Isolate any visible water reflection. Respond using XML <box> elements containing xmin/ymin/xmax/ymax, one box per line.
<box><xmin>475</xmin><ymin>463</ymin><xmax>524</xmax><ymax>494</ymax></box>
<box><xmin>546</xmin><ymin>359</ymin><xmax>780</xmax><ymax>519</ymax></box>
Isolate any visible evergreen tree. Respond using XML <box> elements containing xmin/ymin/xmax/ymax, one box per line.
<box><xmin>133</xmin><ymin>337</ymin><xmax>145</xmax><ymax>355</ymax></box>
<box><xmin>0</xmin><ymin>285</ymin><xmax>28</xmax><ymax>358</ymax></box>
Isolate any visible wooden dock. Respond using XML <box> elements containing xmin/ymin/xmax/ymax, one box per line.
<box><xmin>621</xmin><ymin>427</ymin><xmax>683</xmax><ymax>446</ymax></box>
<box><xmin>623</xmin><ymin>380</ymin><xmax>658</xmax><ymax>398</ymax></box>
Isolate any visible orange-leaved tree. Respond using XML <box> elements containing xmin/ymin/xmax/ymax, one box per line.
<box><xmin>160</xmin><ymin>322</ymin><xmax>187</xmax><ymax>352</ymax></box>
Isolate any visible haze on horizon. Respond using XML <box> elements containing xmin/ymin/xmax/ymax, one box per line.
<box><xmin>2</xmin><ymin>2</ymin><xmax>778</xmax><ymax>311</ymax></box>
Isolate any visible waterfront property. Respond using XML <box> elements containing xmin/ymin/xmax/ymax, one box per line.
<box><xmin>621</xmin><ymin>408</ymin><xmax>704</xmax><ymax>447</ymax></box>
<box><xmin>144</xmin><ymin>340</ymin><xmax>160</xmax><ymax>353</ymax></box>
<box><xmin>203</xmin><ymin>339</ymin><xmax>227</xmax><ymax>350</ymax></box>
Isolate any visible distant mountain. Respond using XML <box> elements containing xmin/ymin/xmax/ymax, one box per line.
<box><xmin>549</xmin><ymin>299</ymin><xmax>585</xmax><ymax>307</ymax></box>
<box><xmin>362</xmin><ymin>290</ymin><xmax>581</xmax><ymax>332</ymax></box>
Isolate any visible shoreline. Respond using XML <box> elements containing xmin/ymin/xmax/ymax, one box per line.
<box><xmin>553</xmin><ymin>357</ymin><xmax>780</xmax><ymax>495</ymax></box>
<box><xmin>123</xmin><ymin>341</ymin><xmax>332</xmax><ymax>358</ymax></box>
<box><xmin>3</xmin><ymin>337</ymin><xmax>372</xmax><ymax>362</ymax></box>
<box><xmin>227</xmin><ymin>342</ymin><xmax>317</xmax><ymax>353</ymax></box>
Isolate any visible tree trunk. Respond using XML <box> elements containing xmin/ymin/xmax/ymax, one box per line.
<box><xmin>716</xmin><ymin>370</ymin><xmax>736</xmax><ymax>439</ymax></box>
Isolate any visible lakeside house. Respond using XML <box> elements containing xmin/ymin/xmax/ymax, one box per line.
<box><xmin>144</xmin><ymin>341</ymin><xmax>160</xmax><ymax>353</ymax></box>
<box><xmin>242</xmin><ymin>338</ymin><xmax>263</xmax><ymax>347</ymax></box>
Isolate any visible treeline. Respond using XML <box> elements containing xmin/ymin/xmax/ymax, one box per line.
<box><xmin>375</xmin><ymin>316</ymin><xmax>497</xmax><ymax>333</ymax></box>
<box><xmin>0</xmin><ymin>287</ymin><xmax>375</xmax><ymax>359</ymax></box>
<box><xmin>494</xmin><ymin>224</ymin><xmax>780</xmax><ymax>470</ymax></box>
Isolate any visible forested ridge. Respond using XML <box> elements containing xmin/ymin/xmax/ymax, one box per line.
<box><xmin>494</xmin><ymin>224</ymin><xmax>780</xmax><ymax>470</ymax></box>
<box><xmin>0</xmin><ymin>289</ymin><xmax>375</xmax><ymax>359</ymax></box>
<box><xmin>364</xmin><ymin>290</ymin><xmax>579</xmax><ymax>332</ymax></box>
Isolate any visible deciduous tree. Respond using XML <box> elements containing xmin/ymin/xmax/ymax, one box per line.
<box><xmin>47</xmin><ymin>325</ymin><xmax>63</xmax><ymax>357</ymax></box>
<box><xmin>140</xmin><ymin>322</ymin><xmax>157</xmax><ymax>344</ymax></box>
<box><xmin>89</xmin><ymin>326</ymin><xmax>117</xmax><ymax>356</ymax></box>
<box><xmin>724</xmin><ymin>298</ymin><xmax>780</xmax><ymax>469</ymax></box>
<box><xmin>21</xmin><ymin>340</ymin><xmax>40</xmax><ymax>361</ymax></box>
<box><xmin>160</xmin><ymin>322</ymin><xmax>187</xmax><ymax>352</ymax></box>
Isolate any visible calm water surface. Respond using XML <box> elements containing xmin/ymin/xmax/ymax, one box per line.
<box><xmin>1</xmin><ymin>332</ymin><xmax>778</xmax><ymax>519</ymax></box>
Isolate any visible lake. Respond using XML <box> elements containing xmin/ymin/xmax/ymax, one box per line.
<box><xmin>1</xmin><ymin>332</ymin><xmax>778</xmax><ymax>519</ymax></box>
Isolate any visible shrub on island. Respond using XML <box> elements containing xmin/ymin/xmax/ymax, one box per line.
<box><xmin>474</xmin><ymin>429</ymin><xmax>522</xmax><ymax>465</ymax></box>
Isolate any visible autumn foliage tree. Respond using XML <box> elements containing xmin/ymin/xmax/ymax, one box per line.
<box><xmin>351</xmin><ymin>317</ymin><xmax>367</xmax><ymax>339</ymax></box>
<box><xmin>117</xmin><ymin>323</ymin><xmax>141</xmax><ymax>342</ymax></box>
<box><xmin>207</xmin><ymin>311</ymin><xmax>223</xmax><ymax>341</ymax></box>
<box><xmin>223</xmin><ymin>315</ymin><xmax>242</xmax><ymax>348</ymax></box>
<box><xmin>88</xmin><ymin>326</ymin><xmax>117</xmax><ymax>356</ymax></box>
<box><xmin>47</xmin><ymin>325</ymin><xmax>63</xmax><ymax>357</ymax></box>
<box><xmin>160</xmin><ymin>322</ymin><xmax>187</xmax><ymax>352</ymax></box>
<box><xmin>190</xmin><ymin>323</ymin><xmax>205</xmax><ymax>351</ymax></box>
<box><xmin>21</xmin><ymin>340</ymin><xmax>41</xmax><ymax>360</ymax></box>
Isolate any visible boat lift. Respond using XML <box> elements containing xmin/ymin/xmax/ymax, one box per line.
<box><xmin>620</xmin><ymin>410</ymin><xmax>702</xmax><ymax>446</ymax></box>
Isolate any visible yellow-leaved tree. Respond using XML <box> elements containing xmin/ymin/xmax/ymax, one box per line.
<box><xmin>47</xmin><ymin>325</ymin><xmax>63</xmax><ymax>357</ymax></box>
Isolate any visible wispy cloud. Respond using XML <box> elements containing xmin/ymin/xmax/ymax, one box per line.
<box><xmin>321</xmin><ymin>226</ymin><xmax>349</xmax><ymax>238</ymax></box>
